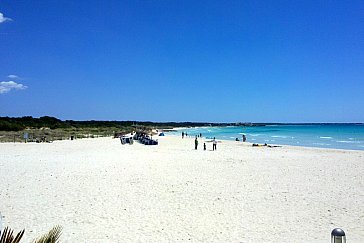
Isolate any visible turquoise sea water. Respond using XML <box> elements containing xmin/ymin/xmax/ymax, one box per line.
<box><xmin>170</xmin><ymin>124</ymin><xmax>364</xmax><ymax>151</ymax></box>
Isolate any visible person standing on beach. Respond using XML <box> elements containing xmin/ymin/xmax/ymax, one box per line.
<box><xmin>242</xmin><ymin>134</ymin><xmax>246</xmax><ymax>142</ymax></box>
<box><xmin>195</xmin><ymin>136</ymin><xmax>199</xmax><ymax>150</ymax></box>
<box><xmin>182</xmin><ymin>131</ymin><xmax>184</xmax><ymax>139</ymax></box>
<box><xmin>204</xmin><ymin>143</ymin><xmax>206</xmax><ymax>150</ymax></box>
<box><xmin>213</xmin><ymin>137</ymin><xmax>217</xmax><ymax>151</ymax></box>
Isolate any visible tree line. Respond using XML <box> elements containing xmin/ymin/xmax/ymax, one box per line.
<box><xmin>0</xmin><ymin>116</ymin><xmax>234</xmax><ymax>131</ymax></box>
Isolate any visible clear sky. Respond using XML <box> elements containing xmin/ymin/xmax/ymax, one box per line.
<box><xmin>0</xmin><ymin>0</ymin><xmax>363</xmax><ymax>122</ymax></box>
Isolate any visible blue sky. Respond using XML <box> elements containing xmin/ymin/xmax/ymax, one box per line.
<box><xmin>0</xmin><ymin>0</ymin><xmax>363</xmax><ymax>122</ymax></box>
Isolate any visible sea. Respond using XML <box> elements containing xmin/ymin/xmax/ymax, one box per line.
<box><xmin>169</xmin><ymin>124</ymin><xmax>364</xmax><ymax>151</ymax></box>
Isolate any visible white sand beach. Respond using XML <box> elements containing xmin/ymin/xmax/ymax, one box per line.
<box><xmin>0</xmin><ymin>135</ymin><xmax>363</xmax><ymax>242</ymax></box>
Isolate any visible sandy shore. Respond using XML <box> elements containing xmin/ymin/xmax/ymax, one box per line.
<box><xmin>0</xmin><ymin>135</ymin><xmax>363</xmax><ymax>242</ymax></box>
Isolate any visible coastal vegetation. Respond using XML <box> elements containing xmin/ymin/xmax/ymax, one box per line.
<box><xmin>0</xmin><ymin>225</ymin><xmax>62</xmax><ymax>243</ymax></box>
<box><xmin>0</xmin><ymin>116</ymin><xmax>239</xmax><ymax>143</ymax></box>
<box><xmin>0</xmin><ymin>116</ymin><xmax>238</xmax><ymax>132</ymax></box>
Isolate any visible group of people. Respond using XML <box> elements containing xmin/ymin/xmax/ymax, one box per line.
<box><xmin>182</xmin><ymin>131</ymin><xmax>187</xmax><ymax>138</ymax></box>
<box><xmin>182</xmin><ymin>131</ymin><xmax>247</xmax><ymax>151</ymax></box>
<box><xmin>182</xmin><ymin>132</ymin><xmax>203</xmax><ymax>139</ymax></box>
<box><xmin>235</xmin><ymin>134</ymin><xmax>247</xmax><ymax>142</ymax></box>
<box><xmin>195</xmin><ymin>136</ymin><xmax>217</xmax><ymax>151</ymax></box>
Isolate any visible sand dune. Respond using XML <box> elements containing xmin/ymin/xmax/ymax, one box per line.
<box><xmin>0</xmin><ymin>136</ymin><xmax>363</xmax><ymax>242</ymax></box>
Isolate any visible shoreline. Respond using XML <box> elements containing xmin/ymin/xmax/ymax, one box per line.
<box><xmin>167</xmin><ymin>133</ymin><xmax>364</xmax><ymax>153</ymax></box>
<box><xmin>167</xmin><ymin>125</ymin><xmax>364</xmax><ymax>151</ymax></box>
<box><xmin>2</xmin><ymin>133</ymin><xmax>364</xmax><ymax>153</ymax></box>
